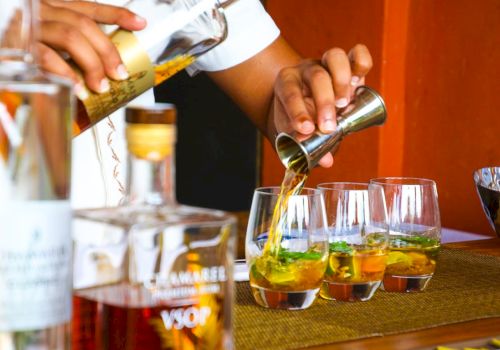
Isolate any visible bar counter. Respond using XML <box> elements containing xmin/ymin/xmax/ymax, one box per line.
<box><xmin>234</xmin><ymin>238</ymin><xmax>500</xmax><ymax>350</ymax></box>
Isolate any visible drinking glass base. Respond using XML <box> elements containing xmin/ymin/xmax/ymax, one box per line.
<box><xmin>382</xmin><ymin>274</ymin><xmax>433</xmax><ymax>292</ymax></box>
<box><xmin>319</xmin><ymin>280</ymin><xmax>381</xmax><ymax>301</ymax></box>
<box><xmin>250</xmin><ymin>286</ymin><xmax>319</xmax><ymax>310</ymax></box>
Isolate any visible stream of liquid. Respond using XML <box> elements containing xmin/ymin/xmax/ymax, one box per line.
<box><xmin>89</xmin><ymin>115</ymin><xmax>126</xmax><ymax>206</ymax></box>
<box><xmin>89</xmin><ymin>127</ymin><xmax>109</xmax><ymax>205</ymax></box>
<box><xmin>263</xmin><ymin>168</ymin><xmax>308</xmax><ymax>257</ymax></box>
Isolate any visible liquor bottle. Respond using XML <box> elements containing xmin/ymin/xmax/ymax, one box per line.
<box><xmin>0</xmin><ymin>0</ymin><xmax>74</xmax><ymax>349</ymax></box>
<box><xmin>72</xmin><ymin>104</ymin><xmax>237</xmax><ymax>350</ymax></box>
<box><xmin>74</xmin><ymin>0</ymin><xmax>234</xmax><ymax>136</ymax></box>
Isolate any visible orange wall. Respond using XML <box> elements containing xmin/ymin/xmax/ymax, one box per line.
<box><xmin>263</xmin><ymin>0</ymin><xmax>500</xmax><ymax>235</ymax></box>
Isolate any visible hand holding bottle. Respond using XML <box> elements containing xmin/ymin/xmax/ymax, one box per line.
<box><xmin>38</xmin><ymin>0</ymin><xmax>146</xmax><ymax>95</ymax></box>
<box><xmin>39</xmin><ymin>0</ymin><xmax>229</xmax><ymax>132</ymax></box>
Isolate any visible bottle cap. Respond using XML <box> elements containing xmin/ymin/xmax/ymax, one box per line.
<box><xmin>125</xmin><ymin>103</ymin><xmax>176</xmax><ymax>124</ymax></box>
<box><xmin>125</xmin><ymin>103</ymin><xmax>176</xmax><ymax>160</ymax></box>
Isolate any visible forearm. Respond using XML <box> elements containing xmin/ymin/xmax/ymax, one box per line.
<box><xmin>207</xmin><ymin>36</ymin><xmax>301</xmax><ymax>141</ymax></box>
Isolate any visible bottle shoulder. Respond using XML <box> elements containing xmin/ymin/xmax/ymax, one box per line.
<box><xmin>74</xmin><ymin>203</ymin><xmax>236</xmax><ymax>229</ymax></box>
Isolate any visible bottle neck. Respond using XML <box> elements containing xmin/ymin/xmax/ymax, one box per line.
<box><xmin>0</xmin><ymin>0</ymin><xmax>37</xmax><ymax>69</ymax></box>
<box><xmin>125</xmin><ymin>147</ymin><xmax>176</xmax><ymax>206</ymax></box>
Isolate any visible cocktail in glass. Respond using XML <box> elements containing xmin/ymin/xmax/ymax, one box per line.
<box><xmin>370</xmin><ymin>177</ymin><xmax>441</xmax><ymax>292</ymax></box>
<box><xmin>245</xmin><ymin>187</ymin><xmax>329</xmax><ymax>310</ymax></box>
<box><xmin>318</xmin><ymin>183</ymin><xmax>389</xmax><ymax>301</ymax></box>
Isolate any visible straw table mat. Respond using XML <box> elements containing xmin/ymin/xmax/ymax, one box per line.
<box><xmin>234</xmin><ymin>248</ymin><xmax>500</xmax><ymax>350</ymax></box>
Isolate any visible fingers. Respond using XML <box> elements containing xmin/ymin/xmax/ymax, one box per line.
<box><xmin>41</xmin><ymin>3</ymin><xmax>128</xmax><ymax>83</ymax></box>
<box><xmin>36</xmin><ymin>43</ymin><xmax>77</xmax><ymax>82</ymax></box>
<box><xmin>43</xmin><ymin>0</ymin><xmax>146</xmax><ymax>31</ymax></box>
<box><xmin>38</xmin><ymin>0</ymin><xmax>147</xmax><ymax>93</ymax></box>
<box><xmin>321</xmin><ymin>48</ymin><xmax>352</xmax><ymax>109</ymax></box>
<box><xmin>272</xmin><ymin>44</ymin><xmax>372</xmax><ymax>169</ymax></box>
<box><xmin>275</xmin><ymin>67</ymin><xmax>315</xmax><ymax>135</ymax></box>
<box><xmin>41</xmin><ymin>21</ymin><xmax>109</xmax><ymax>93</ymax></box>
<box><xmin>318</xmin><ymin>153</ymin><xmax>334</xmax><ymax>168</ymax></box>
<box><xmin>36</xmin><ymin>43</ymin><xmax>89</xmax><ymax>99</ymax></box>
<box><xmin>2</xmin><ymin>10</ymin><xmax>22</xmax><ymax>48</ymax></box>
<box><xmin>348</xmin><ymin>44</ymin><xmax>373</xmax><ymax>89</ymax></box>
<box><xmin>301</xmin><ymin>63</ymin><xmax>336</xmax><ymax>133</ymax></box>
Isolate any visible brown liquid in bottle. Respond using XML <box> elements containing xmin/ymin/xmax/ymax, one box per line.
<box><xmin>72</xmin><ymin>284</ymin><xmax>225</xmax><ymax>350</ymax></box>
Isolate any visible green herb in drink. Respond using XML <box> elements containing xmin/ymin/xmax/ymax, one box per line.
<box><xmin>277</xmin><ymin>248</ymin><xmax>323</xmax><ymax>264</ymax></box>
<box><xmin>329</xmin><ymin>241</ymin><xmax>353</xmax><ymax>254</ymax></box>
<box><xmin>391</xmin><ymin>236</ymin><xmax>440</xmax><ymax>248</ymax></box>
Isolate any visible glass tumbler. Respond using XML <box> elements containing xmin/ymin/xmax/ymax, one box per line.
<box><xmin>318</xmin><ymin>183</ymin><xmax>389</xmax><ymax>302</ymax></box>
<box><xmin>370</xmin><ymin>177</ymin><xmax>441</xmax><ymax>292</ymax></box>
<box><xmin>245</xmin><ymin>187</ymin><xmax>329</xmax><ymax>310</ymax></box>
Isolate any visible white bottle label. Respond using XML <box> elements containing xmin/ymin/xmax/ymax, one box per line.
<box><xmin>0</xmin><ymin>201</ymin><xmax>72</xmax><ymax>331</ymax></box>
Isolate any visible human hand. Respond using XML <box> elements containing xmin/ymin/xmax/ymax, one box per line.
<box><xmin>271</xmin><ymin>44</ymin><xmax>373</xmax><ymax>168</ymax></box>
<box><xmin>38</xmin><ymin>0</ymin><xmax>146</xmax><ymax>97</ymax></box>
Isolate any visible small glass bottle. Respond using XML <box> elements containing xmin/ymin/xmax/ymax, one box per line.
<box><xmin>72</xmin><ymin>104</ymin><xmax>237</xmax><ymax>350</ymax></box>
<box><xmin>74</xmin><ymin>0</ymin><xmax>233</xmax><ymax>136</ymax></box>
<box><xmin>0</xmin><ymin>0</ymin><xmax>74</xmax><ymax>349</ymax></box>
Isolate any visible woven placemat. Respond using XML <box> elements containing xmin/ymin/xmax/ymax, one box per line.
<box><xmin>234</xmin><ymin>248</ymin><xmax>500</xmax><ymax>350</ymax></box>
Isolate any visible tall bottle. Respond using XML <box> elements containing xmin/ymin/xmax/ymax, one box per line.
<box><xmin>72</xmin><ymin>104</ymin><xmax>237</xmax><ymax>350</ymax></box>
<box><xmin>0</xmin><ymin>0</ymin><xmax>73</xmax><ymax>349</ymax></box>
<box><xmin>74</xmin><ymin>0</ymin><xmax>231</xmax><ymax>136</ymax></box>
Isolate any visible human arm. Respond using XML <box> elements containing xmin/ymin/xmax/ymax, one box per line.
<box><xmin>207</xmin><ymin>36</ymin><xmax>372</xmax><ymax>167</ymax></box>
<box><xmin>37</xmin><ymin>0</ymin><xmax>373</xmax><ymax>167</ymax></box>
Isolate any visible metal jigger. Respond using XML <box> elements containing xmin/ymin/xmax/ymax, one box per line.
<box><xmin>474</xmin><ymin>167</ymin><xmax>500</xmax><ymax>236</ymax></box>
<box><xmin>275</xmin><ymin>86</ymin><xmax>387</xmax><ymax>173</ymax></box>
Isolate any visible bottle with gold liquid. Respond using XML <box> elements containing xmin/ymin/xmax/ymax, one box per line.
<box><xmin>0</xmin><ymin>0</ymin><xmax>73</xmax><ymax>349</ymax></box>
<box><xmin>72</xmin><ymin>104</ymin><xmax>237</xmax><ymax>349</ymax></box>
<box><xmin>74</xmin><ymin>0</ymin><xmax>233</xmax><ymax>136</ymax></box>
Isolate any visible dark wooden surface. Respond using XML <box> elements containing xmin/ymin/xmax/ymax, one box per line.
<box><xmin>304</xmin><ymin>238</ymin><xmax>500</xmax><ymax>350</ymax></box>
<box><xmin>233</xmin><ymin>211</ymin><xmax>250</xmax><ymax>259</ymax></box>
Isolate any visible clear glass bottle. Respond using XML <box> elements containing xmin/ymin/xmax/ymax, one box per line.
<box><xmin>74</xmin><ymin>0</ymin><xmax>233</xmax><ymax>136</ymax></box>
<box><xmin>0</xmin><ymin>0</ymin><xmax>74</xmax><ymax>349</ymax></box>
<box><xmin>72</xmin><ymin>104</ymin><xmax>237</xmax><ymax>350</ymax></box>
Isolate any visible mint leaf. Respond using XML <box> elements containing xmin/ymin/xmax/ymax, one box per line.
<box><xmin>250</xmin><ymin>263</ymin><xmax>263</xmax><ymax>279</ymax></box>
<box><xmin>277</xmin><ymin>248</ymin><xmax>322</xmax><ymax>263</ymax></box>
<box><xmin>329</xmin><ymin>241</ymin><xmax>353</xmax><ymax>254</ymax></box>
<box><xmin>392</xmin><ymin>236</ymin><xmax>439</xmax><ymax>248</ymax></box>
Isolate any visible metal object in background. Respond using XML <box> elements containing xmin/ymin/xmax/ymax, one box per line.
<box><xmin>275</xmin><ymin>86</ymin><xmax>387</xmax><ymax>173</ymax></box>
<box><xmin>474</xmin><ymin>167</ymin><xmax>500</xmax><ymax>236</ymax></box>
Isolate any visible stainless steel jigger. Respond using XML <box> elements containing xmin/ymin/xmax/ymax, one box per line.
<box><xmin>275</xmin><ymin>86</ymin><xmax>387</xmax><ymax>173</ymax></box>
<box><xmin>474</xmin><ymin>167</ymin><xmax>500</xmax><ymax>236</ymax></box>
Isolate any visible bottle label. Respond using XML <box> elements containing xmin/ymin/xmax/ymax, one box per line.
<box><xmin>78</xmin><ymin>29</ymin><xmax>156</xmax><ymax>124</ymax></box>
<box><xmin>0</xmin><ymin>200</ymin><xmax>72</xmax><ymax>331</ymax></box>
<box><xmin>77</xmin><ymin>30</ymin><xmax>197</xmax><ymax>129</ymax></box>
